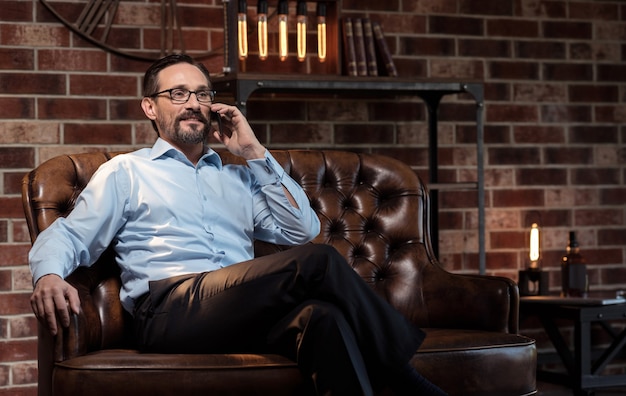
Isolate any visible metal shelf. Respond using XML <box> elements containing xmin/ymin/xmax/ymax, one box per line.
<box><xmin>212</xmin><ymin>73</ymin><xmax>486</xmax><ymax>274</ymax></box>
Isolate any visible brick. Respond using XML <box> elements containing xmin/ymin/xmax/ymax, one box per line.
<box><xmin>570</xmin><ymin>126</ymin><xmax>618</xmax><ymax>144</ymax></box>
<box><xmin>0</xmin><ymin>148</ymin><xmax>34</xmax><ymax>169</ymax></box>
<box><xmin>365</xmin><ymin>15</ymin><xmax>424</xmax><ymax>35</ymax></box>
<box><xmin>490</xmin><ymin>231</ymin><xmax>526</xmax><ymax>250</ymax></box>
<box><xmin>515</xmin><ymin>41</ymin><xmax>565</xmax><ymax>59</ymax></box>
<box><xmin>598</xmin><ymin>64</ymin><xmax>626</xmax><ymax>82</ymax></box>
<box><xmin>401</xmin><ymin>37</ymin><xmax>456</xmax><ymax>57</ymax></box>
<box><xmin>38</xmin><ymin>98</ymin><xmax>107</xmax><ymax>120</ymax></box>
<box><xmin>403</xmin><ymin>0</ymin><xmax>456</xmax><ymax>13</ymax></box>
<box><xmin>9</xmin><ymin>317</ymin><xmax>37</xmax><ymax>339</ymax></box>
<box><xmin>12</xmin><ymin>220</ymin><xmax>31</xmax><ymax>244</ymax></box>
<box><xmin>485</xmin><ymin>168</ymin><xmax>514</xmax><ymax>187</ymax></box>
<box><xmin>598</xmin><ymin>229</ymin><xmax>626</xmax><ymax>246</ymax></box>
<box><xmin>0</xmin><ymin>122</ymin><xmax>60</xmax><ymax>144</ymax></box>
<box><xmin>429</xmin><ymin>16</ymin><xmax>484</xmax><ymax>36</ymax></box>
<box><xmin>484</xmin><ymin>125</ymin><xmax>511</xmax><ymax>144</ymax></box>
<box><xmin>271</xmin><ymin>123</ymin><xmax>332</xmax><ymax>144</ymax></box>
<box><xmin>514</xmin><ymin>126</ymin><xmax>565</xmax><ymax>144</ymax></box>
<box><xmin>570</xmin><ymin>42</ymin><xmax>620</xmax><ymax>62</ymax></box>
<box><xmin>38</xmin><ymin>49</ymin><xmax>108</xmax><ymax>72</ymax></box>
<box><xmin>569</xmin><ymin>85</ymin><xmax>619</xmax><ymax>103</ymax></box>
<box><xmin>0</xmin><ymin>98</ymin><xmax>35</xmax><ymax>119</ymax></box>
<box><xmin>0</xmin><ymin>24</ymin><xmax>69</xmax><ymax>47</ymax></box>
<box><xmin>569</xmin><ymin>2</ymin><xmax>619</xmax><ymax>21</ymax></box>
<box><xmin>541</xmin><ymin>105</ymin><xmax>591</xmax><ymax>123</ymax></box>
<box><xmin>430</xmin><ymin>59</ymin><xmax>484</xmax><ymax>79</ymax></box>
<box><xmin>70</xmin><ymin>75</ymin><xmax>137</xmax><ymax>96</ymax></box>
<box><xmin>543</xmin><ymin>63</ymin><xmax>593</xmax><ymax>81</ymax></box>
<box><xmin>64</xmin><ymin>123</ymin><xmax>133</xmax><ymax>145</ymax></box>
<box><xmin>600</xmin><ymin>188</ymin><xmax>626</xmax><ymax>205</ymax></box>
<box><xmin>0</xmin><ymin>271</ymin><xmax>10</xmax><ymax>292</ymax></box>
<box><xmin>513</xmin><ymin>83</ymin><xmax>567</xmax><ymax>103</ymax></box>
<box><xmin>487</xmin><ymin>104</ymin><xmax>538</xmax><ymax>123</ymax></box>
<box><xmin>0</xmin><ymin>48</ymin><xmax>34</xmax><ymax>70</ymax></box>
<box><xmin>595</xmin><ymin>105</ymin><xmax>626</xmax><ymax>123</ymax></box>
<box><xmin>460</xmin><ymin>0</ymin><xmax>513</xmax><ymax>15</ymax></box>
<box><xmin>522</xmin><ymin>210</ymin><xmax>570</xmax><ymax>228</ymax></box>
<box><xmin>306</xmin><ymin>101</ymin><xmax>366</xmax><ymax>122</ymax></box>
<box><xmin>439</xmin><ymin>190</ymin><xmax>478</xmax><ymax>209</ymax></box>
<box><xmin>493</xmin><ymin>189</ymin><xmax>544</xmax><ymax>207</ymax></box>
<box><xmin>0</xmin><ymin>72</ymin><xmax>65</xmax><ymax>95</ymax></box>
<box><xmin>248</xmin><ymin>99</ymin><xmax>307</xmax><ymax>121</ymax></box>
<box><xmin>335</xmin><ymin>124</ymin><xmax>394</xmax><ymax>144</ymax></box>
<box><xmin>543</xmin><ymin>21</ymin><xmax>592</xmax><ymax>39</ymax></box>
<box><xmin>370</xmin><ymin>148</ymin><xmax>429</xmax><ymax>167</ymax></box>
<box><xmin>0</xmin><ymin>244</ymin><xmax>30</xmax><ymax>266</ymax></box>
<box><xmin>0</xmin><ymin>364</ymin><xmax>8</xmax><ymax>386</ymax></box>
<box><xmin>575</xmin><ymin>209</ymin><xmax>623</xmax><ymax>226</ymax></box>
<box><xmin>458</xmin><ymin>38</ymin><xmax>511</xmax><ymax>58</ymax></box>
<box><xmin>489</xmin><ymin>61</ymin><xmax>539</xmax><ymax>80</ymax></box>
<box><xmin>2</xmin><ymin>1</ymin><xmax>33</xmax><ymax>22</ymax></box>
<box><xmin>369</xmin><ymin>101</ymin><xmax>425</xmax><ymax>122</ymax></box>
<box><xmin>572</xmin><ymin>168</ymin><xmax>620</xmax><ymax>185</ymax></box>
<box><xmin>110</xmin><ymin>99</ymin><xmax>148</xmax><ymax>121</ymax></box>
<box><xmin>486</xmin><ymin>19</ymin><xmax>539</xmax><ymax>38</ymax></box>
<box><xmin>438</xmin><ymin>211</ymin><xmax>464</xmax><ymax>230</ymax></box>
<box><xmin>0</xmin><ymin>339</ymin><xmax>37</xmax><ymax>362</ymax></box>
<box><xmin>4</xmin><ymin>172</ymin><xmax>26</xmax><ymax>195</ymax></box>
<box><xmin>11</xmin><ymin>362</ymin><xmax>37</xmax><ymax>385</ymax></box>
<box><xmin>515</xmin><ymin>0</ymin><xmax>566</xmax><ymax>18</ymax></box>
<box><xmin>484</xmin><ymin>82</ymin><xmax>510</xmax><ymax>101</ymax></box>
<box><xmin>0</xmin><ymin>222</ymin><xmax>7</xmax><ymax>243</ymax></box>
<box><xmin>517</xmin><ymin>168</ymin><xmax>568</xmax><ymax>185</ymax></box>
<box><xmin>544</xmin><ymin>147</ymin><xmax>593</xmax><ymax>165</ymax></box>
<box><xmin>394</xmin><ymin>58</ymin><xmax>428</xmax><ymax>78</ymax></box>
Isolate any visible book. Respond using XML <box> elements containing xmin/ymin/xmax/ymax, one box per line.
<box><xmin>372</xmin><ymin>21</ymin><xmax>398</xmax><ymax>77</ymax></box>
<box><xmin>342</xmin><ymin>17</ymin><xmax>358</xmax><ymax>76</ymax></box>
<box><xmin>362</xmin><ymin>18</ymin><xmax>378</xmax><ymax>76</ymax></box>
<box><xmin>352</xmin><ymin>18</ymin><xmax>368</xmax><ymax>76</ymax></box>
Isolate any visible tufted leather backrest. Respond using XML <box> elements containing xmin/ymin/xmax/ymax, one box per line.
<box><xmin>24</xmin><ymin>150</ymin><xmax>511</xmax><ymax>357</ymax></box>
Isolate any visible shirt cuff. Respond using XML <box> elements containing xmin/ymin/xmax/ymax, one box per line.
<box><xmin>247</xmin><ymin>151</ymin><xmax>283</xmax><ymax>186</ymax></box>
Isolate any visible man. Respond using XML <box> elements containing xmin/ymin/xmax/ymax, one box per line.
<box><xmin>29</xmin><ymin>54</ymin><xmax>446</xmax><ymax>396</ymax></box>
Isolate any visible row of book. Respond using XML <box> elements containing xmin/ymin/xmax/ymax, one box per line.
<box><xmin>342</xmin><ymin>17</ymin><xmax>398</xmax><ymax>77</ymax></box>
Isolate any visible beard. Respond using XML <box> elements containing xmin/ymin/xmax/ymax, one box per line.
<box><xmin>163</xmin><ymin>110</ymin><xmax>210</xmax><ymax>145</ymax></box>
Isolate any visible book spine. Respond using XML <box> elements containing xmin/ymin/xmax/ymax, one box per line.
<box><xmin>372</xmin><ymin>21</ymin><xmax>398</xmax><ymax>77</ymax></box>
<box><xmin>342</xmin><ymin>17</ymin><xmax>358</xmax><ymax>76</ymax></box>
<box><xmin>352</xmin><ymin>18</ymin><xmax>368</xmax><ymax>76</ymax></box>
<box><xmin>362</xmin><ymin>18</ymin><xmax>378</xmax><ymax>76</ymax></box>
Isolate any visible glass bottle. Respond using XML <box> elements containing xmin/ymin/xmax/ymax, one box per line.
<box><xmin>561</xmin><ymin>231</ymin><xmax>588</xmax><ymax>297</ymax></box>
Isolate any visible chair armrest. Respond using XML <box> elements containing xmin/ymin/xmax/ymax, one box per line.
<box><xmin>422</xmin><ymin>266</ymin><xmax>519</xmax><ymax>333</ymax></box>
<box><xmin>50</xmin><ymin>250</ymin><xmax>128</xmax><ymax>361</ymax></box>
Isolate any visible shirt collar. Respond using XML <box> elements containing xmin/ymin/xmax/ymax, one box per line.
<box><xmin>149</xmin><ymin>138</ymin><xmax>223</xmax><ymax>169</ymax></box>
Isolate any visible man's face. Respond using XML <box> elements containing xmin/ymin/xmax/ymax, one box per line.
<box><xmin>150</xmin><ymin>63</ymin><xmax>212</xmax><ymax>146</ymax></box>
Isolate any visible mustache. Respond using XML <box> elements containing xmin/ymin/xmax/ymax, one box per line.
<box><xmin>177</xmin><ymin>110</ymin><xmax>209</xmax><ymax>124</ymax></box>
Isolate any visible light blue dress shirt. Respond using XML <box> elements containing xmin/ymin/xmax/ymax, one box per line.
<box><xmin>29</xmin><ymin>138</ymin><xmax>321</xmax><ymax>313</ymax></box>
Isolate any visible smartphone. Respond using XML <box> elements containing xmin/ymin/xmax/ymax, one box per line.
<box><xmin>210</xmin><ymin>111</ymin><xmax>223</xmax><ymax>136</ymax></box>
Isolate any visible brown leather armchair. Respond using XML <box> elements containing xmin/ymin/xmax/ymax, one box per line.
<box><xmin>22</xmin><ymin>150</ymin><xmax>536</xmax><ymax>396</ymax></box>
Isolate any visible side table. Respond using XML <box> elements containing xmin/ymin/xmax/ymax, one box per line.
<box><xmin>520</xmin><ymin>295</ymin><xmax>626</xmax><ymax>396</ymax></box>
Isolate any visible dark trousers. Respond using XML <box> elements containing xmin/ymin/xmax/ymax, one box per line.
<box><xmin>133</xmin><ymin>244</ymin><xmax>424</xmax><ymax>395</ymax></box>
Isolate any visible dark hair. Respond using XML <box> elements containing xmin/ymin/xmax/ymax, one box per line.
<box><xmin>143</xmin><ymin>53</ymin><xmax>212</xmax><ymax>97</ymax></box>
<box><xmin>143</xmin><ymin>54</ymin><xmax>212</xmax><ymax>134</ymax></box>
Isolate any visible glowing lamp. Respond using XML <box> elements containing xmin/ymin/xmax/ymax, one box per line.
<box><xmin>237</xmin><ymin>0</ymin><xmax>248</xmax><ymax>60</ymax></box>
<box><xmin>257</xmin><ymin>0</ymin><xmax>268</xmax><ymax>60</ymax></box>
<box><xmin>278</xmin><ymin>0</ymin><xmax>288</xmax><ymax>61</ymax></box>
<box><xmin>316</xmin><ymin>2</ymin><xmax>326</xmax><ymax>62</ymax></box>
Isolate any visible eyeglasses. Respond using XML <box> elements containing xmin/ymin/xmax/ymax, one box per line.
<box><xmin>151</xmin><ymin>88</ymin><xmax>216</xmax><ymax>104</ymax></box>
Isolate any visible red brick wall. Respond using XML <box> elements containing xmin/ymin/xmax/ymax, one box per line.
<box><xmin>1</xmin><ymin>0</ymin><xmax>625</xmax><ymax>393</ymax></box>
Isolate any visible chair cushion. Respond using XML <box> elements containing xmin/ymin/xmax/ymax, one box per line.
<box><xmin>52</xmin><ymin>330</ymin><xmax>536</xmax><ymax>396</ymax></box>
